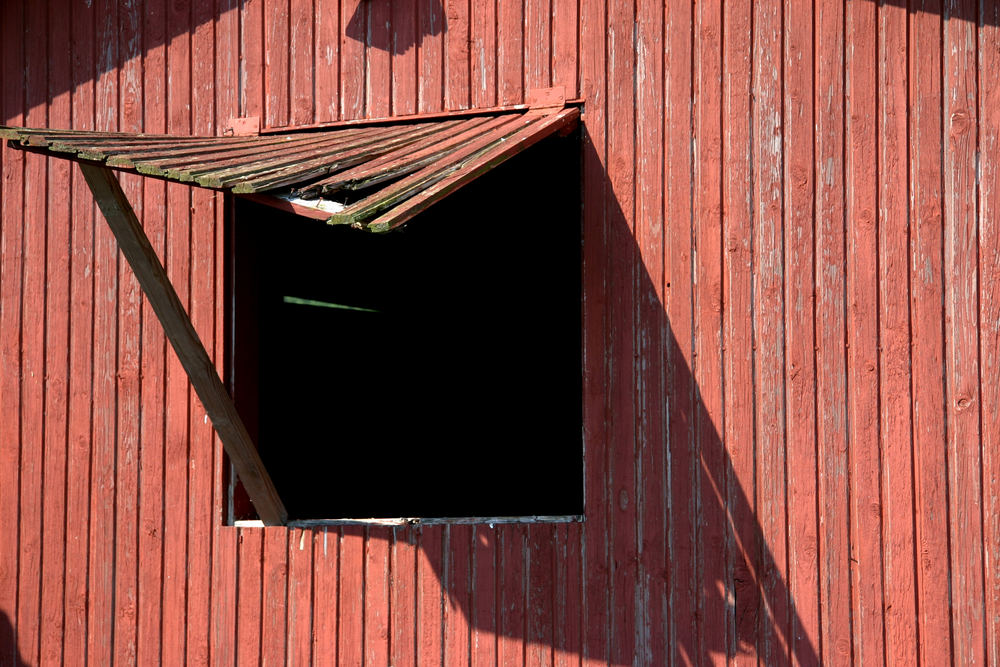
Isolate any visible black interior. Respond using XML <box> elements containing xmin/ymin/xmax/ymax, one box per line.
<box><xmin>230</xmin><ymin>130</ymin><xmax>582</xmax><ymax>520</ymax></box>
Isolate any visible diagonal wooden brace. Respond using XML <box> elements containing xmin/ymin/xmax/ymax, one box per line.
<box><xmin>80</xmin><ymin>164</ymin><xmax>287</xmax><ymax>526</ymax></box>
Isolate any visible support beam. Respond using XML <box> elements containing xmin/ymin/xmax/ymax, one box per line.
<box><xmin>80</xmin><ymin>164</ymin><xmax>287</xmax><ymax>526</ymax></box>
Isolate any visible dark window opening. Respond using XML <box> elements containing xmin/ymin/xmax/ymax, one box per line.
<box><xmin>228</xmin><ymin>130</ymin><xmax>582</xmax><ymax>522</ymax></box>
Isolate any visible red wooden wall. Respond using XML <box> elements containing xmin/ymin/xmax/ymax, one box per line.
<box><xmin>2</xmin><ymin>0</ymin><xmax>998</xmax><ymax>664</ymax></box>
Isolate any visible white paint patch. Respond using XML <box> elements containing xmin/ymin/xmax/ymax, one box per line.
<box><xmin>277</xmin><ymin>194</ymin><xmax>346</xmax><ymax>214</ymax></box>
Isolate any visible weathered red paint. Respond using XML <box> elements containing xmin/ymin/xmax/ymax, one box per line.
<box><xmin>2</xmin><ymin>1</ymin><xmax>998</xmax><ymax>665</ymax></box>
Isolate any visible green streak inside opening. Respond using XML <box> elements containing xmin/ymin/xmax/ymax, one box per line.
<box><xmin>283</xmin><ymin>296</ymin><xmax>380</xmax><ymax>313</ymax></box>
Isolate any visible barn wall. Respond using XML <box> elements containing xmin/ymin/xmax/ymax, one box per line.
<box><xmin>1</xmin><ymin>1</ymin><xmax>998</xmax><ymax>664</ymax></box>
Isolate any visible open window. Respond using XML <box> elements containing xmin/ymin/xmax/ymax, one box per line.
<box><xmin>2</xmin><ymin>97</ymin><xmax>582</xmax><ymax>525</ymax></box>
<box><xmin>228</xmin><ymin>130</ymin><xmax>583</xmax><ymax>522</ymax></box>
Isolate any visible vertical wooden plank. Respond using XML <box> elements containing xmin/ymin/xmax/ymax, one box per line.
<box><xmin>113</xmin><ymin>0</ymin><xmax>144</xmax><ymax>662</ymax></box>
<box><xmin>163</xmin><ymin>0</ymin><xmax>192</xmax><ymax>660</ymax></box>
<box><xmin>63</xmin><ymin>1</ymin><xmax>97</xmax><ymax>661</ymax></box>
<box><xmin>311</xmin><ymin>528</ymin><xmax>339</xmax><ymax>667</ymax></box>
<box><xmin>137</xmin><ymin>2</ymin><xmax>167</xmax><ymax>665</ymax></box>
<box><xmin>211</xmin><ymin>528</ymin><xmax>239</xmax><ymax>666</ymax></box>
<box><xmin>264</xmin><ymin>0</ymin><xmax>290</xmax><ymax>127</ymax></box>
<box><xmin>290</xmin><ymin>0</ymin><xmax>315</xmax><ymax>125</ymax></box>
<box><xmin>236</xmin><ymin>529</ymin><xmax>263</xmax><ymax>667</ymax></box>
<box><xmin>579</xmin><ymin>0</ymin><xmax>608</xmax><ymax>661</ymax></box>
<box><xmin>550</xmin><ymin>0</ymin><xmax>577</xmax><ymax>99</ymax></box>
<box><xmin>314</xmin><ymin>0</ymin><xmax>340</xmax><ymax>123</ymax></box>
<box><xmin>979</xmin><ymin>5</ymin><xmax>1000</xmax><ymax>665</ymax></box>
<box><xmin>338</xmin><ymin>526</ymin><xmax>364</xmax><ymax>667</ymax></box>
<box><xmin>469</xmin><ymin>0</ymin><xmax>497</xmax><ymax>109</ymax></box>
<box><xmin>877</xmin><ymin>2</ymin><xmax>918</xmax><ymax>663</ymax></box>
<box><xmin>908</xmin><ymin>5</ymin><xmax>951</xmax><ymax>665</ymax></box>
<box><xmin>392</xmin><ymin>526</ymin><xmax>418</xmax><ymax>667</ymax></box>
<box><xmin>444</xmin><ymin>0</ymin><xmax>471</xmax><ymax>110</ymax></box>
<box><xmin>39</xmin><ymin>0</ymin><xmax>72</xmax><ymax>662</ymax></box>
<box><xmin>782</xmin><ymin>0</ymin><xmax>820</xmax><ymax>663</ymax></box>
<box><xmin>665</xmin><ymin>0</ymin><xmax>695</xmax><ymax>661</ymax></box>
<box><xmin>114</xmin><ymin>0</ymin><xmax>143</xmax><ymax>664</ymax></box>
<box><xmin>188</xmin><ymin>0</ymin><xmax>219</xmax><ymax>655</ymax></box>
<box><xmin>606</xmin><ymin>0</ymin><xmax>637</xmax><ymax>661</ymax></box>
<box><xmin>553</xmin><ymin>523</ymin><xmax>582</xmax><ymax>666</ymax></box>
<box><xmin>418</xmin><ymin>526</ymin><xmax>445</xmax><ymax>666</ymax></box>
<box><xmin>212</xmin><ymin>3</ymin><xmax>240</xmax><ymax>661</ymax></box>
<box><xmin>87</xmin><ymin>0</ymin><xmax>119</xmax><ymax>662</ymax></box>
<box><xmin>241</xmin><ymin>0</ymin><xmax>265</xmax><ymax>118</ymax></box>
<box><xmin>845</xmin><ymin>2</ymin><xmax>886</xmax><ymax>664</ymax></box>
<box><xmin>525</xmin><ymin>525</ymin><xmax>553</xmax><ymax>667</ymax></box>
<box><xmin>470</xmin><ymin>525</ymin><xmax>497</xmax><ymax>667</ymax></box>
<box><xmin>752</xmin><ymin>0</ymin><xmax>790</xmax><ymax>662</ymax></box>
<box><xmin>17</xmin><ymin>2</ymin><xmax>49</xmax><ymax>663</ymax></box>
<box><xmin>815</xmin><ymin>0</ymin><xmax>851</xmax><ymax>662</ymax></box>
<box><xmin>694</xmin><ymin>0</ymin><xmax>728</xmax><ymax>661</ymax></box>
<box><xmin>340</xmin><ymin>0</ymin><xmax>365</xmax><ymax>119</ymax></box>
<box><xmin>444</xmin><ymin>526</ymin><xmax>472</xmax><ymax>667</ymax></box>
<box><xmin>287</xmin><ymin>529</ymin><xmax>314</xmax><ymax>667</ymax></box>
<box><xmin>366</xmin><ymin>0</ymin><xmax>392</xmax><ymax>118</ymax></box>
<box><xmin>497</xmin><ymin>526</ymin><xmax>525</xmax><ymax>667</ymax></box>
<box><xmin>418</xmin><ymin>0</ymin><xmax>445</xmax><ymax>113</ymax></box>
<box><xmin>0</xmin><ymin>2</ymin><xmax>25</xmax><ymax>664</ymax></box>
<box><xmin>365</xmin><ymin>527</ymin><xmax>391</xmax><ymax>666</ymax></box>
<box><xmin>496</xmin><ymin>0</ymin><xmax>523</xmax><ymax>105</ymax></box>
<box><xmin>391</xmin><ymin>0</ymin><xmax>418</xmax><ymax>116</ymax></box>
<box><xmin>722</xmin><ymin>0</ymin><xmax>759</xmax><ymax>660</ymax></box>
<box><xmin>523</xmin><ymin>0</ymin><xmax>550</xmax><ymax>91</ymax></box>
<box><xmin>635</xmin><ymin>0</ymin><xmax>666</xmax><ymax>661</ymax></box>
<box><xmin>943</xmin><ymin>2</ymin><xmax>985</xmax><ymax>663</ymax></box>
<box><xmin>260</xmin><ymin>528</ymin><xmax>288</xmax><ymax>666</ymax></box>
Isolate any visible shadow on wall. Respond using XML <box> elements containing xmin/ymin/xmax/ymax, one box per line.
<box><xmin>2</xmin><ymin>0</ymin><xmax>447</xmax><ymax>126</ymax></box>
<box><xmin>0</xmin><ymin>610</ymin><xmax>30</xmax><ymax>667</ymax></box>
<box><xmin>261</xmin><ymin>128</ymin><xmax>822</xmax><ymax>663</ymax></box>
<box><xmin>345</xmin><ymin>0</ymin><xmax>445</xmax><ymax>55</ymax></box>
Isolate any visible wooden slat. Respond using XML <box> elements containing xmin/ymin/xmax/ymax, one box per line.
<box><xmin>877</xmin><ymin>3</ymin><xmax>919</xmax><ymax>663</ymax></box>
<box><xmin>338</xmin><ymin>527</ymin><xmax>364</xmax><ymax>667</ymax></box>
<box><xmin>470</xmin><ymin>0</ymin><xmax>497</xmax><ymax>108</ymax></box>
<box><xmin>579</xmin><ymin>0</ymin><xmax>609</xmax><ymax>662</ymax></box>
<box><xmin>38</xmin><ymin>0</ymin><xmax>72</xmax><ymax>662</ymax></box>
<box><xmin>470</xmin><ymin>525</ymin><xmax>497</xmax><ymax>667</ymax></box>
<box><xmin>290</xmin><ymin>0</ymin><xmax>315</xmax><ymax>126</ymax></box>
<box><xmin>236</xmin><ymin>528</ymin><xmax>264</xmax><ymax>667</ymax></box>
<box><xmin>391</xmin><ymin>526</ymin><xmax>417</xmax><ymax>667</ymax></box>
<box><xmin>366</xmin><ymin>0</ymin><xmax>392</xmax><ymax>119</ymax></box>
<box><xmin>979</xmin><ymin>7</ymin><xmax>1000</xmax><ymax>666</ymax></box>
<box><xmin>634</xmin><ymin>0</ymin><xmax>666</xmax><ymax>660</ymax></box>
<box><xmin>362</xmin><ymin>108</ymin><xmax>578</xmax><ymax>231</ymax></box>
<box><xmin>606</xmin><ymin>0</ymin><xmax>638</xmax><ymax>662</ymax></box>
<box><xmin>944</xmin><ymin>2</ymin><xmax>985</xmax><ymax>663</ymax></box>
<box><xmin>314</xmin><ymin>0</ymin><xmax>340</xmax><ymax>124</ymax></box>
<box><xmin>137</xmin><ymin>1</ymin><xmax>168</xmax><ymax>663</ymax></box>
<box><xmin>364</xmin><ymin>527</ymin><xmax>391</xmax><ymax>666</ymax></box>
<box><xmin>815</xmin><ymin>0</ymin><xmax>851</xmax><ymax>662</ymax></box>
<box><xmin>525</xmin><ymin>524</ymin><xmax>554</xmax><ymax>667</ymax></box>
<box><xmin>444</xmin><ymin>525</ymin><xmax>472</xmax><ymax>666</ymax></box>
<box><xmin>264</xmin><ymin>0</ymin><xmax>290</xmax><ymax>128</ymax></box>
<box><xmin>260</xmin><ymin>528</ymin><xmax>288</xmax><ymax>666</ymax></box>
<box><xmin>339</xmin><ymin>0</ymin><xmax>365</xmax><ymax>120</ymax></box>
<box><xmin>391</xmin><ymin>0</ymin><xmax>419</xmax><ymax>116</ymax></box>
<box><xmin>287</xmin><ymin>528</ymin><xmax>314</xmax><ymax>666</ymax></box>
<box><xmin>909</xmin><ymin>6</ymin><xmax>951</xmax><ymax>666</ymax></box>
<box><xmin>78</xmin><ymin>164</ymin><xmax>287</xmax><ymax>525</ymax></box>
<box><xmin>846</xmin><ymin>1</ymin><xmax>886</xmax><ymax>663</ymax></box>
<box><xmin>497</xmin><ymin>0</ymin><xmax>523</xmax><ymax>105</ymax></box>
<box><xmin>62</xmin><ymin>2</ymin><xmax>97</xmax><ymax>661</ymax></box>
<box><xmin>497</xmin><ymin>526</ymin><xmax>525</xmax><ymax>666</ymax></box>
<box><xmin>311</xmin><ymin>528</ymin><xmax>339</xmax><ymax>667</ymax></box>
<box><xmin>417</xmin><ymin>0</ymin><xmax>444</xmax><ymax>113</ymax></box>
<box><xmin>444</xmin><ymin>0</ymin><xmax>471</xmax><ymax>111</ymax></box>
<box><xmin>781</xmin><ymin>0</ymin><xmax>820</xmax><ymax>662</ymax></box>
<box><xmin>299</xmin><ymin>115</ymin><xmax>500</xmax><ymax>195</ymax></box>
<box><xmin>722</xmin><ymin>1</ymin><xmax>758</xmax><ymax>661</ymax></box>
<box><xmin>665</xmin><ymin>0</ymin><xmax>695</xmax><ymax>660</ymax></box>
<box><xmin>694</xmin><ymin>0</ymin><xmax>728</xmax><ymax>662</ymax></box>
<box><xmin>417</xmin><ymin>527</ymin><xmax>444</xmax><ymax>666</ymax></box>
